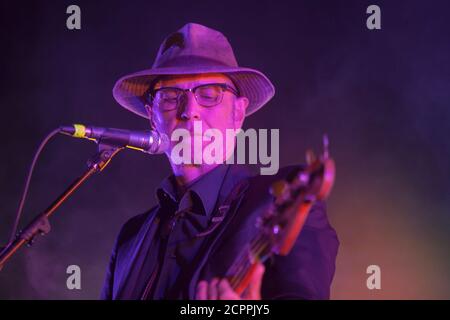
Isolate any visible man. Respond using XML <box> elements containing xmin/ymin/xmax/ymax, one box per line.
<box><xmin>101</xmin><ymin>23</ymin><xmax>339</xmax><ymax>300</ymax></box>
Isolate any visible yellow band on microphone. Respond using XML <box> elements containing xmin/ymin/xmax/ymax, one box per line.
<box><xmin>73</xmin><ymin>124</ymin><xmax>86</xmax><ymax>138</ymax></box>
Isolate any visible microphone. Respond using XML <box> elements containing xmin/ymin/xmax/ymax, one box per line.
<box><xmin>59</xmin><ymin>124</ymin><xmax>170</xmax><ymax>154</ymax></box>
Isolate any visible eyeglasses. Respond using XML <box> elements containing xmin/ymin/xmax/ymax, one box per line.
<box><xmin>149</xmin><ymin>83</ymin><xmax>239</xmax><ymax>111</ymax></box>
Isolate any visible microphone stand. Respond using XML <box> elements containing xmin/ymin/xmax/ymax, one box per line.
<box><xmin>0</xmin><ymin>141</ymin><xmax>124</xmax><ymax>271</ymax></box>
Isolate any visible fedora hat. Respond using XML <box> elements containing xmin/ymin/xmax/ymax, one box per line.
<box><xmin>112</xmin><ymin>23</ymin><xmax>275</xmax><ymax>118</ymax></box>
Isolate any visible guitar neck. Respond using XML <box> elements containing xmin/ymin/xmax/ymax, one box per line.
<box><xmin>225</xmin><ymin>232</ymin><xmax>271</xmax><ymax>295</ymax></box>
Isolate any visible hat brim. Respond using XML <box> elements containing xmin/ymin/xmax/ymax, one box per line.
<box><xmin>112</xmin><ymin>66</ymin><xmax>275</xmax><ymax>119</ymax></box>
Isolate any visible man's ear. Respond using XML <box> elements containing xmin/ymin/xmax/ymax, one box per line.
<box><xmin>233</xmin><ymin>96</ymin><xmax>249</xmax><ymax>129</ymax></box>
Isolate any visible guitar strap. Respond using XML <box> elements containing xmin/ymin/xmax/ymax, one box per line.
<box><xmin>195</xmin><ymin>178</ymin><xmax>249</xmax><ymax>238</ymax></box>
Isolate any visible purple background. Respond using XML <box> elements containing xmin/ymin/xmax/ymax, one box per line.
<box><xmin>0</xmin><ymin>0</ymin><xmax>449</xmax><ymax>299</ymax></box>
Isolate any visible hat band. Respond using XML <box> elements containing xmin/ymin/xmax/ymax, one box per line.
<box><xmin>154</xmin><ymin>55</ymin><xmax>237</xmax><ymax>69</ymax></box>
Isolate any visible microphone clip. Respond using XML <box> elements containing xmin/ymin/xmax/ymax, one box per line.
<box><xmin>87</xmin><ymin>140</ymin><xmax>124</xmax><ymax>172</ymax></box>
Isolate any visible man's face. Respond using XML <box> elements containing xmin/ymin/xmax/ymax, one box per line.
<box><xmin>146</xmin><ymin>73</ymin><xmax>249</xmax><ymax>165</ymax></box>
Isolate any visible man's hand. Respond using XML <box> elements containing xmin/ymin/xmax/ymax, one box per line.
<box><xmin>195</xmin><ymin>262</ymin><xmax>265</xmax><ymax>300</ymax></box>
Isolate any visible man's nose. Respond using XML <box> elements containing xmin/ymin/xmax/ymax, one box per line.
<box><xmin>178</xmin><ymin>91</ymin><xmax>201</xmax><ymax>121</ymax></box>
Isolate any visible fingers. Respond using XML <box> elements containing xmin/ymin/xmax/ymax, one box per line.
<box><xmin>208</xmin><ymin>278</ymin><xmax>219</xmax><ymax>300</ymax></box>
<box><xmin>196</xmin><ymin>280</ymin><xmax>208</xmax><ymax>300</ymax></box>
<box><xmin>196</xmin><ymin>277</ymin><xmax>240</xmax><ymax>300</ymax></box>
<box><xmin>195</xmin><ymin>263</ymin><xmax>266</xmax><ymax>300</ymax></box>
<box><xmin>218</xmin><ymin>279</ymin><xmax>240</xmax><ymax>300</ymax></box>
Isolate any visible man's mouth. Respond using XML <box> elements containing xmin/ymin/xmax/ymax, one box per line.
<box><xmin>174</xmin><ymin>125</ymin><xmax>212</xmax><ymax>139</ymax></box>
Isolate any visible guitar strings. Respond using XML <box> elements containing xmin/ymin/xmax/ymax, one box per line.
<box><xmin>228</xmin><ymin>234</ymin><xmax>270</xmax><ymax>289</ymax></box>
<box><xmin>229</xmin><ymin>232</ymin><xmax>266</xmax><ymax>277</ymax></box>
<box><xmin>229</xmin><ymin>240</ymin><xmax>269</xmax><ymax>289</ymax></box>
<box><xmin>228</xmin><ymin>237</ymin><xmax>261</xmax><ymax>286</ymax></box>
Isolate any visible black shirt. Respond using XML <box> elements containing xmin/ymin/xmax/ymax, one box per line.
<box><xmin>144</xmin><ymin>164</ymin><xmax>229</xmax><ymax>299</ymax></box>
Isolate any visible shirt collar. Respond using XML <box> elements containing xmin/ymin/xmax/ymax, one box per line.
<box><xmin>156</xmin><ymin>164</ymin><xmax>230</xmax><ymax>217</ymax></box>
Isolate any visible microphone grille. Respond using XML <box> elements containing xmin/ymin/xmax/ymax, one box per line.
<box><xmin>152</xmin><ymin>131</ymin><xmax>170</xmax><ymax>154</ymax></box>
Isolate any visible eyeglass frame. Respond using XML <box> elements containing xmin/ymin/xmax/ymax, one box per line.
<box><xmin>146</xmin><ymin>82</ymin><xmax>240</xmax><ymax>111</ymax></box>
